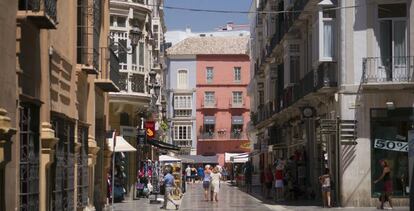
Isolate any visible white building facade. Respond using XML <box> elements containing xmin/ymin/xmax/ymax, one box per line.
<box><xmin>249</xmin><ymin>0</ymin><xmax>412</xmax><ymax>207</ymax></box>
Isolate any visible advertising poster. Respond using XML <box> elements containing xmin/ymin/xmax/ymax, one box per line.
<box><xmin>145</xmin><ymin>121</ymin><xmax>155</xmax><ymax>140</ymax></box>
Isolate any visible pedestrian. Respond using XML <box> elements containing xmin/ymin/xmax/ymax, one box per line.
<box><xmin>160</xmin><ymin>165</ymin><xmax>175</xmax><ymax>209</ymax></box>
<box><xmin>222</xmin><ymin>167</ymin><xmax>228</xmax><ymax>181</ymax></box>
<box><xmin>197</xmin><ymin>165</ymin><xmax>204</xmax><ymax>182</ymax></box>
<box><xmin>185</xmin><ymin>165</ymin><xmax>191</xmax><ymax>183</ymax></box>
<box><xmin>374</xmin><ymin>159</ymin><xmax>393</xmax><ymax>210</ymax></box>
<box><xmin>244</xmin><ymin>161</ymin><xmax>253</xmax><ymax>193</ymax></box>
<box><xmin>210</xmin><ymin>166</ymin><xmax>222</xmax><ymax>202</ymax></box>
<box><xmin>274</xmin><ymin>159</ymin><xmax>285</xmax><ymax>202</ymax></box>
<box><xmin>264</xmin><ymin>166</ymin><xmax>274</xmax><ymax>199</ymax></box>
<box><xmin>202</xmin><ymin>165</ymin><xmax>212</xmax><ymax>201</ymax></box>
<box><xmin>319</xmin><ymin>168</ymin><xmax>331</xmax><ymax>208</ymax></box>
<box><xmin>191</xmin><ymin>166</ymin><xmax>197</xmax><ymax>183</ymax></box>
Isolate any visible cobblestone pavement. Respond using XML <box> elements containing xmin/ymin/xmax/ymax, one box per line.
<box><xmin>108</xmin><ymin>182</ymin><xmax>409</xmax><ymax>211</ymax></box>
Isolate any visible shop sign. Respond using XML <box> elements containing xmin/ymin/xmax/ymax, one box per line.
<box><xmin>374</xmin><ymin>139</ymin><xmax>408</xmax><ymax>152</ymax></box>
<box><xmin>145</xmin><ymin>121</ymin><xmax>155</xmax><ymax>139</ymax></box>
<box><xmin>120</xmin><ymin>126</ymin><xmax>136</xmax><ymax>137</ymax></box>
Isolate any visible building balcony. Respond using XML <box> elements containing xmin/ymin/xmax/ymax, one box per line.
<box><xmin>201</xmin><ymin>100</ymin><xmax>217</xmax><ymax>109</ymax></box>
<box><xmin>315</xmin><ymin>62</ymin><xmax>338</xmax><ymax>93</ymax></box>
<box><xmin>108</xmin><ymin>71</ymin><xmax>151</xmax><ymax>103</ymax></box>
<box><xmin>95</xmin><ymin>48</ymin><xmax>120</xmax><ymax>92</ymax></box>
<box><xmin>17</xmin><ymin>0</ymin><xmax>57</xmax><ymax>29</ymax></box>
<box><xmin>362</xmin><ymin>56</ymin><xmax>414</xmax><ymax>90</ymax></box>
<box><xmin>230</xmin><ymin>101</ymin><xmax>245</xmax><ymax>109</ymax></box>
<box><xmin>110</xmin><ymin>0</ymin><xmax>151</xmax><ymax>15</ymax></box>
<box><xmin>198</xmin><ymin>131</ymin><xmax>247</xmax><ymax>140</ymax></box>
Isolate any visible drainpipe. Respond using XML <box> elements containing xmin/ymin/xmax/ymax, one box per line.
<box><xmin>337</xmin><ymin>0</ymin><xmax>346</xmax><ymax>207</ymax></box>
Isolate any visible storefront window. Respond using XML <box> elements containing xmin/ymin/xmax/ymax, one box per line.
<box><xmin>371</xmin><ymin>108</ymin><xmax>412</xmax><ymax>197</ymax></box>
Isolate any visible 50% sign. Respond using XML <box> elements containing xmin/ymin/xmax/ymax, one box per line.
<box><xmin>374</xmin><ymin>139</ymin><xmax>408</xmax><ymax>152</ymax></box>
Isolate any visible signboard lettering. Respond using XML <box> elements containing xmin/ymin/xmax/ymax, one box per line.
<box><xmin>374</xmin><ymin>139</ymin><xmax>408</xmax><ymax>152</ymax></box>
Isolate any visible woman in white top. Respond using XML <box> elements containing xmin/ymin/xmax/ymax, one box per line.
<box><xmin>319</xmin><ymin>168</ymin><xmax>331</xmax><ymax>208</ymax></box>
<box><xmin>210</xmin><ymin>166</ymin><xmax>222</xmax><ymax>202</ymax></box>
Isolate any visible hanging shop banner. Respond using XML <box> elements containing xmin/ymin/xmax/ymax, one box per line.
<box><xmin>374</xmin><ymin>139</ymin><xmax>408</xmax><ymax>152</ymax></box>
<box><xmin>145</xmin><ymin>121</ymin><xmax>155</xmax><ymax>139</ymax></box>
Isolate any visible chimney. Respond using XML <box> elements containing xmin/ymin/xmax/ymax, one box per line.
<box><xmin>185</xmin><ymin>26</ymin><xmax>191</xmax><ymax>33</ymax></box>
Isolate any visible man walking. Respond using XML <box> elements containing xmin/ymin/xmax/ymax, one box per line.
<box><xmin>161</xmin><ymin>165</ymin><xmax>174</xmax><ymax>209</ymax></box>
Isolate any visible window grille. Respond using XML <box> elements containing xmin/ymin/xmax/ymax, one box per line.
<box><xmin>19</xmin><ymin>103</ymin><xmax>40</xmax><ymax>211</ymax></box>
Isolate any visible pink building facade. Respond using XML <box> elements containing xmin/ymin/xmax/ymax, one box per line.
<box><xmin>196</xmin><ymin>55</ymin><xmax>251</xmax><ymax>165</ymax></box>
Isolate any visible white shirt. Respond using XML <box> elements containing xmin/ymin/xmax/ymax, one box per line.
<box><xmin>185</xmin><ymin>167</ymin><xmax>191</xmax><ymax>176</ymax></box>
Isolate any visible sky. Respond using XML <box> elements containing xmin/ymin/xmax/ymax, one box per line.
<box><xmin>164</xmin><ymin>0</ymin><xmax>253</xmax><ymax>32</ymax></box>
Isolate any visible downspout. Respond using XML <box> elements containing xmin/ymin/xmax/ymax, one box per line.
<box><xmin>337</xmin><ymin>0</ymin><xmax>346</xmax><ymax>207</ymax></box>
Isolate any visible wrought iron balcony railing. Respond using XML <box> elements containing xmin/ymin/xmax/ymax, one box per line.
<box><xmin>198</xmin><ymin>132</ymin><xmax>247</xmax><ymax>140</ymax></box>
<box><xmin>315</xmin><ymin>62</ymin><xmax>338</xmax><ymax>90</ymax></box>
<box><xmin>18</xmin><ymin>0</ymin><xmax>57</xmax><ymax>29</ymax></box>
<box><xmin>95</xmin><ymin>47</ymin><xmax>121</xmax><ymax>92</ymax></box>
<box><xmin>362</xmin><ymin>56</ymin><xmax>414</xmax><ymax>83</ymax></box>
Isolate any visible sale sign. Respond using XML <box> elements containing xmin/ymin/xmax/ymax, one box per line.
<box><xmin>374</xmin><ymin>139</ymin><xmax>408</xmax><ymax>152</ymax></box>
<box><xmin>145</xmin><ymin>121</ymin><xmax>155</xmax><ymax>139</ymax></box>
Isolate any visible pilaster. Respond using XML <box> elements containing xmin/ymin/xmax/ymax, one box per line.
<box><xmin>39</xmin><ymin>122</ymin><xmax>58</xmax><ymax>211</ymax></box>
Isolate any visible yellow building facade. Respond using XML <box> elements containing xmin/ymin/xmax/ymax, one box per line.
<box><xmin>0</xmin><ymin>0</ymin><xmax>119</xmax><ymax>210</ymax></box>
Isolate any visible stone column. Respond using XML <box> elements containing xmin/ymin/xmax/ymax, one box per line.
<box><xmin>0</xmin><ymin>109</ymin><xmax>17</xmax><ymax>211</ymax></box>
<box><xmin>39</xmin><ymin>123</ymin><xmax>57</xmax><ymax>211</ymax></box>
<box><xmin>88</xmin><ymin>135</ymin><xmax>99</xmax><ymax>208</ymax></box>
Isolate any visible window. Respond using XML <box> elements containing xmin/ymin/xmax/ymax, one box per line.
<box><xmin>204</xmin><ymin>92</ymin><xmax>215</xmax><ymax>106</ymax></box>
<box><xmin>110</xmin><ymin>16</ymin><xmax>115</xmax><ymax>26</ymax></box>
<box><xmin>118</xmin><ymin>39</ymin><xmax>127</xmax><ymax>64</ymax></box>
<box><xmin>286</xmin><ymin>43</ymin><xmax>300</xmax><ymax>84</ymax></box>
<box><xmin>234</xmin><ymin>67</ymin><xmax>241</xmax><ymax>82</ymax></box>
<box><xmin>138</xmin><ymin>42</ymin><xmax>144</xmax><ymax>66</ymax></box>
<box><xmin>232</xmin><ymin>91</ymin><xmax>243</xmax><ymax>105</ymax></box>
<box><xmin>177</xmin><ymin>70</ymin><xmax>188</xmax><ymax>89</ymax></box>
<box><xmin>173</xmin><ymin>95</ymin><xmax>192</xmax><ymax>117</ymax></box>
<box><xmin>378</xmin><ymin>3</ymin><xmax>407</xmax><ymax>80</ymax></box>
<box><xmin>370</xmin><ymin>108</ymin><xmax>410</xmax><ymax>197</ymax></box>
<box><xmin>174</xmin><ymin>95</ymin><xmax>192</xmax><ymax>109</ymax></box>
<box><xmin>313</xmin><ymin>9</ymin><xmax>336</xmax><ymax>63</ymax></box>
<box><xmin>206</xmin><ymin>67</ymin><xmax>213</xmax><ymax>83</ymax></box>
<box><xmin>173</xmin><ymin>125</ymin><xmax>192</xmax><ymax>140</ymax></box>
<box><xmin>117</xmin><ymin>16</ymin><xmax>126</xmax><ymax>27</ymax></box>
<box><xmin>290</xmin><ymin>55</ymin><xmax>300</xmax><ymax>83</ymax></box>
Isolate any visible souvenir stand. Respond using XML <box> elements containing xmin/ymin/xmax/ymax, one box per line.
<box><xmin>159</xmin><ymin>155</ymin><xmax>183</xmax><ymax>209</ymax></box>
<box><xmin>159</xmin><ymin>155</ymin><xmax>182</xmax><ymax>188</ymax></box>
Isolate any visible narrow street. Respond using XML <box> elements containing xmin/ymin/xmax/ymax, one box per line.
<box><xmin>110</xmin><ymin>183</ymin><xmax>409</xmax><ymax>211</ymax></box>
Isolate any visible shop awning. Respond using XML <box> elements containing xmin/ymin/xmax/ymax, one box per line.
<box><xmin>231</xmin><ymin>116</ymin><xmax>244</xmax><ymax>125</ymax></box>
<box><xmin>159</xmin><ymin>155</ymin><xmax>181</xmax><ymax>162</ymax></box>
<box><xmin>148</xmin><ymin>139</ymin><xmax>180</xmax><ymax>151</ymax></box>
<box><xmin>225</xmin><ymin>153</ymin><xmax>248</xmax><ymax>163</ymax></box>
<box><xmin>204</xmin><ymin>116</ymin><xmax>216</xmax><ymax>125</ymax></box>
<box><xmin>107</xmin><ymin>136</ymin><xmax>137</xmax><ymax>152</ymax></box>
<box><xmin>178</xmin><ymin>155</ymin><xmax>218</xmax><ymax>164</ymax></box>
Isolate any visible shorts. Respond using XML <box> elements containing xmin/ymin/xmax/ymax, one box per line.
<box><xmin>322</xmin><ymin>186</ymin><xmax>331</xmax><ymax>192</ymax></box>
<box><xmin>275</xmin><ymin>180</ymin><xmax>284</xmax><ymax>188</ymax></box>
<box><xmin>203</xmin><ymin>181</ymin><xmax>210</xmax><ymax>189</ymax></box>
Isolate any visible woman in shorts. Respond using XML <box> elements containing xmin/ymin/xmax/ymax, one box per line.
<box><xmin>202</xmin><ymin>165</ymin><xmax>212</xmax><ymax>201</ymax></box>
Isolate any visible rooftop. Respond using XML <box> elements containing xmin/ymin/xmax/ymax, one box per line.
<box><xmin>166</xmin><ymin>36</ymin><xmax>249</xmax><ymax>55</ymax></box>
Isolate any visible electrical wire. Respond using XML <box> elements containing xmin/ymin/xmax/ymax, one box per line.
<box><xmin>159</xmin><ymin>2</ymin><xmax>368</xmax><ymax>15</ymax></box>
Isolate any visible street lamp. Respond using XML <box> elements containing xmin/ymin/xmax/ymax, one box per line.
<box><xmin>129</xmin><ymin>26</ymin><xmax>142</xmax><ymax>50</ymax></box>
<box><xmin>110</xmin><ymin>26</ymin><xmax>142</xmax><ymax>54</ymax></box>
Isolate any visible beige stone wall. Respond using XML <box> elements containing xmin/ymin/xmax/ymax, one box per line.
<box><xmin>0</xmin><ymin>1</ymin><xmax>18</xmax><ymax>210</ymax></box>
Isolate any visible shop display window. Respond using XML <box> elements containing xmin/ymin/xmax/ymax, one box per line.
<box><xmin>371</xmin><ymin>108</ymin><xmax>411</xmax><ymax>197</ymax></box>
